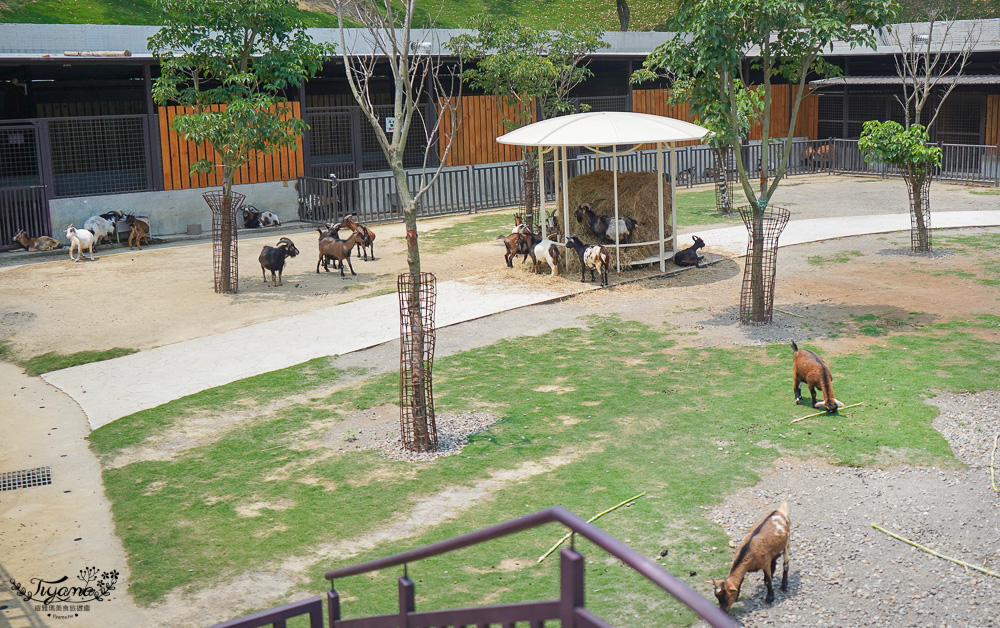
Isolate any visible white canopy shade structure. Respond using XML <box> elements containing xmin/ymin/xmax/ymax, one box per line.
<box><xmin>497</xmin><ymin>111</ymin><xmax>711</xmax><ymax>273</ymax></box>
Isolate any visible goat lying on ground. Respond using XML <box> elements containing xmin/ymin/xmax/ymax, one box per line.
<box><xmin>341</xmin><ymin>214</ymin><xmax>376</xmax><ymax>260</ymax></box>
<box><xmin>258</xmin><ymin>210</ymin><xmax>281</xmax><ymax>227</ymax></box>
<box><xmin>565</xmin><ymin>235</ymin><xmax>609</xmax><ymax>287</ymax></box>
<box><xmin>317</xmin><ymin>230</ymin><xmax>364</xmax><ymax>277</ymax></box>
<box><xmin>126</xmin><ymin>214</ymin><xmax>150</xmax><ymax>250</ymax></box>
<box><xmin>802</xmin><ymin>144</ymin><xmax>833</xmax><ymax>168</ymax></box>
<box><xmin>673</xmin><ymin>235</ymin><xmax>706</xmax><ymax>268</ymax></box>
<box><xmin>712</xmin><ymin>502</ymin><xmax>790</xmax><ymax>612</ymax></box>
<box><xmin>12</xmin><ymin>229</ymin><xmax>62</xmax><ymax>251</ymax></box>
<box><xmin>64</xmin><ymin>225</ymin><xmax>96</xmax><ymax>262</ymax></box>
<box><xmin>575</xmin><ymin>203</ymin><xmax>639</xmax><ymax>245</ymax></box>
<box><xmin>530</xmin><ymin>235</ymin><xmax>560</xmax><ymax>275</ymax></box>
<box><xmin>242</xmin><ymin>207</ymin><xmax>263</xmax><ymax>228</ymax></box>
<box><xmin>259</xmin><ymin>237</ymin><xmax>299</xmax><ymax>286</ymax></box>
<box><xmin>791</xmin><ymin>340</ymin><xmax>844</xmax><ymax>412</ymax></box>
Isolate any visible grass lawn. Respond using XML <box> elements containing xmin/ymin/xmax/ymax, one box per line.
<box><xmin>90</xmin><ymin>306</ymin><xmax>1000</xmax><ymax>623</ymax></box>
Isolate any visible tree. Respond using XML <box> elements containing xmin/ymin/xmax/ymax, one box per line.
<box><xmin>617</xmin><ymin>0</ymin><xmax>631</xmax><ymax>31</ymax></box>
<box><xmin>451</xmin><ymin>19</ymin><xmax>608</xmax><ymax>229</ymax></box>
<box><xmin>150</xmin><ymin>0</ymin><xmax>330</xmax><ymax>293</ymax></box>
<box><xmin>858</xmin><ymin>121</ymin><xmax>941</xmax><ymax>250</ymax></box>
<box><xmin>636</xmin><ymin>0</ymin><xmax>894</xmax><ymax>324</ymax></box>
<box><xmin>331</xmin><ymin>0</ymin><xmax>461</xmax><ymax>451</ymax></box>
<box><xmin>875</xmin><ymin>11</ymin><xmax>982</xmax><ymax>251</ymax></box>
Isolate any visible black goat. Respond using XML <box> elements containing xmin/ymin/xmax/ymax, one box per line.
<box><xmin>242</xmin><ymin>207</ymin><xmax>263</xmax><ymax>228</ymax></box>
<box><xmin>259</xmin><ymin>237</ymin><xmax>299</xmax><ymax>286</ymax></box>
<box><xmin>575</xmin><ymin>203</ymin><xmax>638</xmax><ymax>245</ymax></box>
<box><xmin>673</xmin><ymin>235</ymin><xmax>706</xmax><ymax>268</ymax></box>
<box><xmin>565</xmin><ymin>235</ymin><xmax>610</xmax><ymax>287</ymax></box>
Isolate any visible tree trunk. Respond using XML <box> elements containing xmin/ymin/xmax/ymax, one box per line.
<box><xmin>220</xmin><ymin>166</ymin><xmax>235</xmax><ymax>293</ymax></box>
<box><xmin>749</xmin><ymin>208</ymin><xmax>766</xmax><ymax>321</ymax></box>
<box><xmin>905</xmin><ymin>168</ymin><xmax>932</xmax><ymax>252</ymax></box>
<box><xmin>616</xmin><ymin>0</ymin><xmax>630</xmax><ymax>31</ymax></box>
<box><xmin>395</xmin><ymin>168</ymin><xmax>434</xmax><ymax>452</ymax></box>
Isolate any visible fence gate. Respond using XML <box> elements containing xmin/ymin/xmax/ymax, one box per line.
<box><xmin>0</xmin><ymin>123</ymin><xmax>49</xmax><ymax>250</ymax></box>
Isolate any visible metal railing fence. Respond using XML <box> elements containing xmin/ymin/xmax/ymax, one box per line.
<box><xmin>297</xmin><ymin>137</ymin><xmax>1000</xmax><ymax>225</ymax></box>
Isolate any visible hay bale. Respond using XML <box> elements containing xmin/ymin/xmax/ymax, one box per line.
<box><xmin>556</xmin><ymin>170</ymin><xmax>673</xmax><ymax>265</ymax></box>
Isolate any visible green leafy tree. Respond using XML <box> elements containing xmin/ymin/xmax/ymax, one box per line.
<box><xmin>635</xmin><ymin>0</ymin><xmax>894</xmax><ymax>324</ymax></box>
<box><xmin>451</xmin><ymin>19</ymin><xmax>608</xmax><ymax>230</ymax></box>
<box><xmin>858</xmin><ymin>121</ymin><xmax>941</xmax><ymax>251</ymax></box>
<box><xmin>332</xmin><ymin>0</ymin><xmax>461</xmax><ymax>452</ymax></box>
<box><xmin>149</xmin><ymin>0</ymin><xmax>331</xmax><ymax>293</ymax></box>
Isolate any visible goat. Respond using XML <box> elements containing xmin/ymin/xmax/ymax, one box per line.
<box><xmin>666</xmin><ymin>165</ymin><xmax>696</xmax><ymax>185</ymax></box>
<box><xmin>258</xmin><ymin>210</ymin><xmax>281</xmax><ymax>227</ymax></box>
<box><xmin>316</xmin><ymin>231</ymin><xmax>364</xmax><ymax>277</ymax></box>
<box><xmin>529</xmin><ymin>235</ymin><xmax>560</xmax><ymax>276</ymax></box>
<box><xmin>499</xmin><ymin>230</ymin><xmax>540</xmax><ymax>268</ymax></box>
<box><xmin>64</xmin><ymin>225</ymin><xmax>96</xmax><ymax>262</ymax></box>
<box><xmin>258</xmin><ymin>237</ymin><xmax>299</xmax><ymax>286</ymax></box>
<box><xmin>12</xmin><ymin>229</ymin><xmax>62</xmax><ymax>251</ymax></box>
<box><xmin>510</xmin><ymin>212</ymin><xmax>529</xmax><ymax>235</ymax></box>
<box><xmin>802</xmin><ymin>144</ymin><xmax>833</xmax><ymax>169</ymax></box>
<box><xmin>543</xmin><ymin>210</ymin><xmax>560</xmax><ymax>241</ymax></box>
<box><xmin>574</xmin><ymin>203</ymin><xmax>638</xmax><ymax>245</ymax></box>
<box><xmin>84</xmin><ymin>214</ymin><xmax>116</xmax><ymax>248</ymax></box>
<box><xmin>100</xmin><ymin>210</ymin><xmax>126</xmax><ymax>243</ymax></box>
<box><xmin>125</xmin><ymin>214</ymin><xmax>150</xmax><ymax>250</ymax></box>
<box><xmin>711</xmin><ymin>502</ymin><xmax>791</xmax><ymax>613</ymax></box>
<box><xmin>341</xmin><ymin>214</ymin><xmax>376</xmax><ymax>261</ymax></box>
<box><xmin>673</xmin><ymin>235</ymin><xmax>706</xmax><ymax>268</ymax></box>
<box><xmin>565</xmin><ymin>235</ymin><xmax>609</xmax><ymax>287</ymax></box>
<box><xmin>242</xmin><ymin>207</ymin><xmax>263</xmax><ymax>228</ymax></box>
<box><xmin>791</xmin><ymin>341</ymin><xmax>844</xmax><ymax>412</ymax></box>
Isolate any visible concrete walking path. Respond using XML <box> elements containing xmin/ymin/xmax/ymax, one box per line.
<box><xmin>41</xmin><ymin>210</ymin><xmax>1000</xmax><ymax>431</ymax></box>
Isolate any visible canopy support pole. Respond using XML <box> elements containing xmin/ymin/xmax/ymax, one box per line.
<box><xmin>561</xmin><ymin>146</ymin><xmax>570</xmax><ymax>250</ymax></box>
<box><xmin>670</xmin><ymin>143</ymin><xmax>678</xmax><ymax>255</ymax></box>
<box><xmin>613</xmin><ymin>144</ymin><xmax>620</xmax><ymax>273</ymax></box>
<box><xmin>657</xmin><ymin>142</ymin><xmax>665</xmax><ymax>272</ymax></box>
<box><xmin>538</xmin><ymin>146</ymin><xmax>547</xmax><ymax>240</ymax></box>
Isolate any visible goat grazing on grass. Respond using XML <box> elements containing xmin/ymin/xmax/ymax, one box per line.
<box><xmin>565</xmin><ymin>235</ymin><xmax>609</xmax><ymax>287</ymax></box>
<box><xmin>64</xmin><ymin>225</ymin><xmax>96</xmax><ymax>262</ymax></box>
<box><xmin>711</xmin><ymin>502</ymin><xmax>791</xmax><ymax>613</ymax></box>
<box><xmin>125</xmin><ymin>214</ymin><xmax>150</xmax><ymax>250</ymax></box>
<box><xmin>530</xmin><ymin>235</ymin><xmax>560</xmax><ymax>276</ymax></box>
<box><xmin>791</xmin><ymin>340</ymin><xmax>844</xmax><ymax>412</ymax></box>
<box><xmin>673</xmin><ymin>235</ymin><xmax>706</xmax><ymax>268</ymax></box>
<box><xmin>317</xmin><ymin>230</ymin><xmax>364</xmax><ymax>277</ymax></box>
<box><xmin>575</xmin><ymin>203</ymin><xmax>639</xmax><ymax>245</ymax></box>
<box><xmin>12</xmin><ymin>230</ymin><xmax>62</xmax><ymax>251</ymax></box>
<box><xmin>341</xmin><ymin>215</ymin><xmax>376</xmax><ymax>261</ymax></box>
<box><xmin>258</xmin><ymin>237</ymin><xmax>299</xmax><ymax>286</ymax></box>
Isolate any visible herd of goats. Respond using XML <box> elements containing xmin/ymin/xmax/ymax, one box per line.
<box><xmin>6</xmin><ymin>197</ymin><xmax>859</xmax><ymax>615</ymax></box>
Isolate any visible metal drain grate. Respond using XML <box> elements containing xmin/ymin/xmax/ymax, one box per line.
<box><xmin>0</xmin><ymin>466</ymin><xmax>52</xmax><ymax>492</ymax></box>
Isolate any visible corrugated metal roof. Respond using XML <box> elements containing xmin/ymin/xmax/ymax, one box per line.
<box><xmin>811</xmin><ymin>74</ymin><xmax>1000</xmax><ymax>87</ymax></box>
<box><xmin>0</xmin><ymin>18</ymin><xmax>997</xmax><ymax>61</ymax></box>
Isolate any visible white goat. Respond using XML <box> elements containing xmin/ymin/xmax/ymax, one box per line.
<box><xmin>84</xmin><ymin>215</ymin><xmax>116</xmax><ymax>247</ymax></box>
<box><xmin>64</xmin><ymin>225</ymin><xmax>96</xmax><ymax>262</ymax></box>
<box><xmin>259</xmin><ymin>210</ymin><xmax>281</xmax><ymax>227</ymax></box>
<box><xmin>530</xmin><ymin>236</ymin><xmax>560</xmax><ymax>276</ymax></box>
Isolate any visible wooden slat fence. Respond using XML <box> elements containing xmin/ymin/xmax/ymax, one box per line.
<box><xmin>440</xmin><ymin>95</ymin><xmax>536</xmax><ymax>167</ymax></box>
<box><xmin>158</xmin><ymin>102</ymin><xmax>304</xmax><ymax>191</ymax></box>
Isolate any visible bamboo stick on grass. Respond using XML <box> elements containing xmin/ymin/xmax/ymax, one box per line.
<box><xmin>790</xmin><ymin>402</ymin><xmax>864</xmax><ymax>424</ymax></box>
<box><xmin>537</xmin><ymin>492</ymin><xmax>646</xmax><ymax>563</ymax></box>
<box><xmin>991</xmin><ymin>432</ymin><xmax>999</xmax><ymax>493</ymax></box>
<box><xmin>872</xmin><ymin>523</ymin><xmax>1000</xmax><ymax>578</ymax></box>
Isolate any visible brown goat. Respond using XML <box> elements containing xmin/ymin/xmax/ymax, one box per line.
<box><xmin>340</xmin><ymin>215</ymin><xmax>375</xmax><ymax>261</ymax></box>
<box><xmin>498</xmin><ymin>230</ymin><xmax>540</xmax><ymax>268</ymax></box>
<box><xmin>791</xmin><ymin>340</ymin><xmax>844</xmax><ymax>412</ymax></box>
<box><xmin>316</xmin><ymin>231</ymin><xmax>364</xmax><ymax>277</ymax></box>
<box><xmin>12</xmin><ymin>229</ymin><xmax>63</xmax><ymax>251</ymax></box>
<box><xmin>126</xmin><ymin>215</ymin><xmax>150</xmax><ymax>250</ymax></box>
<box><xmin>712</xmin><ymin>501</ymin><xmax>791</xmax><ymax>612</ymax></box>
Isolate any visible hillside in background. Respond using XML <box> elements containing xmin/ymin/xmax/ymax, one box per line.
<box><xmin>0</xmin><ymin>0</ymin><xmax>996</xmax><ymax>38</ymax></box>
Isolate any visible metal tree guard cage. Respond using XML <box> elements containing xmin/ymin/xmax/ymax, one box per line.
<box><xmin>738</xmin><ymin>204</ymin><xmax>790</xmax><ymax>326</ymax></box>
<box><xmin>519</xmin><ymin>158</ymin><xmax>539</xmax><ymax>233</ymax></box>
<box><xmin>905</xmin><ymin>170</ymin><xmax>933</xmax><ymax>252</ymax></box>
<box><xmin>397</xmin><ymin>271</ymin><xmax>438</xmax><ymax>452</ymax></box>
<box><xmin>203</xmin><ymin>189</ymin><xmax>246</xmax><ymax>294</ymax></box>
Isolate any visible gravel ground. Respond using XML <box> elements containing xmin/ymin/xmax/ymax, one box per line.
<box><xmin>703</xmin><ymin>391</ymin><xmax>1000</xmax><ymax>627</ymax></box>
